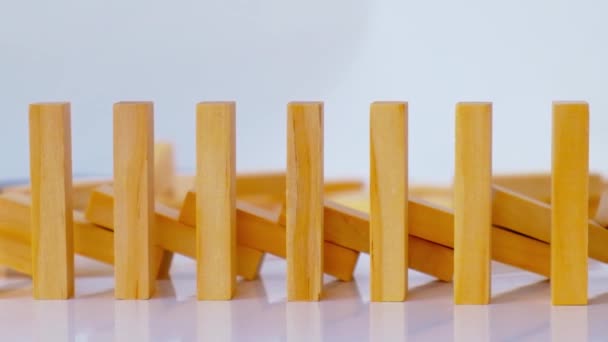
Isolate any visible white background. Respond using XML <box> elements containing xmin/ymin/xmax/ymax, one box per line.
<box><xmin>1</xmin><ymin>0</ymin><xmax>608</xmax><ymax>183</ymax></box>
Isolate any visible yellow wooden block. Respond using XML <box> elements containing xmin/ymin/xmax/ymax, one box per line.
<box><xmin>492</xmin><ymin>172</ymin><xmax>602</xmax><ymax>206</ymax></box>
<box><xmin>171</xmin><ymin>172</ymin><xmax>363</xmax><ymax>207</ymax></box>
<box><xmin>0</xmin><ymin>191</ymin><xmax>115</xmax><ymax>274</ymax></box>
<box><xmin>113</xmin><ymin>102</ymin><xmax>155</xmax><ymax>299</ymax></box>
<box><xmin>195</xmin><ymin>102</ymin><xmax>237</xmax><ymax>300</ymax></box>
<box><xmin>323</xmin><ymin>201</ymin><xmax>453</xmax><ymax>282</ymax></box>
<box><xmin>370</xmin><ymin>102</ymin><xmax>408</xmax><ymax>302</ymax></box>
<box><xmin>491</xmin><ymin>186</ymin><xmax>608</xmax><ymax>265</ymax></box>
<box><xmin>85</xmin><ymin>187</ymin><xmax>264</xmax><ymax>281</ymax></box>
<box><xmin>179</xmin><ymin>191</ymin><xmax>358</xmax><ymax>282</ymax></box>
<box><xmin>1</xmin><ymin>178</ymin><xmax>112</xmax><ymax>211</ymax></box>
<box><xmin>29</xmin><ymin>102</ymin><xmax>74</xmax><ymax>299</ymax></box>
<box><xmin>323</xmin><ymin>199</ymin><xmax>549</xmax><ymax>278</ymax></box>
<box><xmin>286</xmin><ymin>102</ymin><xmax>324</xmax><ymax>301</ymax></box>
<box><xmin>154</xmin><ymin>141</ymin><xmax>177</xmax><ymax>202</ymax></box>
<box><xmin>454</xmin><ymin>102</ymin><xmax>492</xmax><ymax>305</ymax></box>
<box><xmin>551</xmin><ymin>102</ymin><xmax>589</xmax><ymax>305</ymax></box>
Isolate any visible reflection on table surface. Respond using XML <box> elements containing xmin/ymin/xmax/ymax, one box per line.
<box><xmin>0</xmin><ymin>255</ymin><xmax>606</xmax><ymax>341</ymax></box>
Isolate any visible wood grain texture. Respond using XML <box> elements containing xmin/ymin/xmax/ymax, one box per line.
<box><xmin>286</xmin><ymin>102</ymin><xmax>324</xmax><ymax>301</ymax></box>
<box><xmin>323</xmin><ymin>198</ymin><xmax>549</xmax><ymax>278</ymax></box>
<box><xmin>323</xmin><ymin>201</ymin><xmax>453</xmax><ymax>281</ymax></box>
<box><xmin>551</xmin><ymin>102</ymin><xmax>589</xmax><ymax>305</ymax></box>
<box><xmin>369</xmin><ymin>102</ymin><xmax>408</xmax><ymax>302</ymax></box>
<box><xmin>113</xmin><ymin>102</ymin><xmax>155</xmax><ymax>299</ymax></box>
<box><xmin>179</xmin><ymin>191</ymin><xmax>358</xmax><ymax>281</ymax></box>
<box><xmin>196</xmin><ymin>102</ymin><xmax>237</xmax><ymax>300</ymax></box>
<box><xmin>29</xmin><ymin>102</ymin><xmax>74</xmax><ymax>299</ymax></box>
<box><xmin>493</xmin><ymin>173</ymin><xmax>602</xmax><ymax>207</ymax></box>
<box><xmin>85</xmin><ymin>187</ymin><xmax>263</xmax><ymax>280</ymax></box>
<box><xmin>492</xmin><ymin>185</ymin><xmax>608</xmax><ymax>264</ymax></box>
<box><xmin>454</xmin><ymin>102</ymin><xmax>492</xmax><ymax>305</ymax></box>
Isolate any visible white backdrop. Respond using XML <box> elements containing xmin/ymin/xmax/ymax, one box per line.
<box><xmin>1</xmin><ymin>0</ymin><xmax>607</xmax><ymax>184</ymax></box>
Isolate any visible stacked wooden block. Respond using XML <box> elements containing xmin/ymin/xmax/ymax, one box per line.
<box><xmin>0</xmin><ymin>100</ymin><xmax>603</xmax><ymax>307</ymax></box>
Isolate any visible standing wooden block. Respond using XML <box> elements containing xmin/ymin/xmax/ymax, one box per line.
<box><xmin>29</xmin><ymin>103</ymin><xmax>74</xmax><ymax>299</ymax></box>
<box><xmin>551</xmin><ymin>102</ymin><xmax>589</xmax><ymax>305</ymax></box>
<box><xmin>113</xmin><ymin>102</ymin><xmax>155</xmax><ymax>299</ymax></box>
<box><xmin>454</xmin><ymin>102</ymin><xmax>492</xmax><ymax>305</ymax></box>
<box><xmin>287</xmin><ymin>102</ymin><xmax>324</xmax><ymax>301</ymax></box>
<box><xmin>369</xmin><ymin>102</ymin><xmax>408</xmax><ymax>302</ymax></box>
<box><xmin>196</xmin><ymin>102</ymin><xmax>237</xmax><ymax>300</ymax></box>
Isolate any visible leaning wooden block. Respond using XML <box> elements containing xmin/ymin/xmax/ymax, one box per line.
<box><xmin>29</xmin><ymin>102</ymin><xmax>74</xmax><ymax>299</ymax></box>
<box><xmin>551</xmin><ymin>101</ymin><xmax>589</xmax><ymax>305</ymax></box>
<box><xmin>492</xmin><ymin>185</ymin><xmax>608</xmax><ymax>264</ymax></box>
<box><xmin>85</xmin><ymin>186</ymin><xmax>264</xmax><ymax>280</ymax></box>
<box><xmin>179</xmin><ymin>191</ymin><xmax>359</xmax><ymax>282</ymax></box>
<box><xmin>322</xmin><ymin>201</ymin><xmax>453</xmax><ymax>281</ymax></box>
<box><xmin>0</xmin><ymin>192</ymin><xmax>114</xmax><ymax>271</ymax></box>
<box><xmin>323</xmin><ymin>197</ymin><xmax>550</xmax><ymax>277</ymax></box>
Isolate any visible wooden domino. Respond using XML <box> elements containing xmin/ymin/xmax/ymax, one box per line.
<box><xmin>113</xmin><ymin>102</ymin><xmax>155</xmax><ymax>299</ymax></box>
<box><xmin>551</xmin><ymin>102</ymin><xmax>589</xmax><ymax>305</ymax></box>
<box><xmin>179</xmin><ymin>191</ymin><xmax>359</xmax><ymax>282</ymax></box>
<box><xmin>29</xmin><ymin>103</ymin><xmax>74</xmax><ymax>299</ymax></box>
<box><xmin>85</xmin><ymin>186</ymin><xmax>264</xmax><ymax>281</ymax></box>
<box><xmin>195</xmin><ymin>102</ymin><xmax>237</xmax><ymax>300</ymax></box>
<box><xmin>453</xmin><ymin>102</ymin><xmax>492</xmax><ymax>305</ymax></box>
<box><xmin>286</xmin><ymin>102</ymin><xmax>324</xmax><ymax>301</ymax></box>
<box><xmin>369</xmin><ymin>102</ymin><xmax>408</xmax><ymax>302</ymax></box>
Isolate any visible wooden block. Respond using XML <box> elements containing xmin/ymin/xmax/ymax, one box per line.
<box><xmin>454</xmin><ymin>102</ymin><xmax>492</xmax><ymax>305</ymax></box>
<box><xmin>195</xmin><ymin>102</ymin><xmax>237</xmax><ymax>300</ymax></box>
<box><xmin>29</xmin><ymin>102</ymin><xmax>74</xmax><ymax>299</ymax></box>
<box><xmin>492</xmin><ymin>185</ymin><xmax>608</xmax><ymax>265</ymax></box>
<box><xmin>85</xmin><ymin>187</ymin><xmax>264</xmax><ymax>280</ymax></box>
<box><xmin>286</xmin><ymin>102</ymin><xmax>324</xmax><ymax>301</ymax></box>
<box><xmin>369</xmin><ymin>102</ymin><xmax>408</xmax><ymax>302</ymax></box>
<box><xmin>0</xmin><ymin>192</ymin><xmax>114</xmax><ymax>268</ymax></box>
<box><xmin>323</xmin><ymin>199</ymin><xmax>549</xmax><ymax>279</ymax></box>
<box><xmin>179</xmin><ymin>191</ymin><xmax>358</xmax><ymax>282</ymax></box>
<box><xmin>154</xmin><ymin>142</ymin><xmax>177</xmax><ymax>202</ymax></box>
<box><xmin>492</xmin><ymin>172</ymin><xmax>603</xmax><ymax>206</ymax></box>
<box><xmin>113</xmin><ymin>102</ymin><xmax>155</xmax><ymax>299</ymax></box>
<box><xmin>551</xmin><ymin>102</ymin><xmax>589</xmax><ymax>305</ymax></box>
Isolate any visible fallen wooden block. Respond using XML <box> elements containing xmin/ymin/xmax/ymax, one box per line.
<box><xmin>321</xmin><ymin>198</ymin><xmax>550</xmax><ymax>278</ymax></box>
<box><xmin>0</xmin><ymin>192</ymin><xmax>116</xmax><ymax>272</ymax></box>
<box><xmin>179</xmin><ymin>191</ymin><xmax>359</xmax><ymax>282</ymax></box>
<box><xmin>84</xmin><ymin>186</ymin><xmax>264</xmax><ymax>281</ymax></box>
<box><xmin>492</xmin><ymin>172</ymin><xmax>603</xmax><ymax>216</ymax></box>
<box><xmin>492</xmin><ymin>185</ymin><xmax>608</xmax><ymax>264</ymax></box>
<box><xmin>322</xmin><ymin>201</ymin><xmax>453</xmax><ymax>282</ymax></box>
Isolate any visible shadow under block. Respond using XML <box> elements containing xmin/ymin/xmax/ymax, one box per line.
<box><xmin>369</xmin><ymin>102</ymin><xmax>408</xmax><ymax>302</ymax></box>
<box><xmin>454</xmin><ymin>102</ymin><xmax>492</xmax><ymax>305</ymax></box>
<box><xmin>29</xmin><ymin>103</ymin><xmax>74</xmax><ymax>299</ymax></box>
<box><xmin>196</xmin><ymin>102</ymin><xmax>237</xmax><ymax>300</ymax></box>
<box><xmin>286</xmin><ymin>102</ymin><xmax>324</xmax><ymax>301</ymax></box>
<box><xmin>551</xmin><ymin>102</ymin><xmax>589</xmax><ymax>305</ymax></box>
<box><xmin>178</xmin><ymin>191</ymin><xmax>358</xmax><ymax>282</ymax></box>
<box><xmin>85</xmin><ymin>187</ymin><xmax>263</xmax><ymax>281</ymax></box>
<box><xmin>113</xmin><ymin>102</ymin><xmax>155</xmax><ymax>299</ymax></box>
<box><xmin>0</xmin><ymin>192</ymin><xmax>114</xmax><ymax>274</ymax></box>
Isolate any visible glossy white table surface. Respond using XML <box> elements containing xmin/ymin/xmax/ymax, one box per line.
<box><xmin>0</xmin><ymin>254</ymin><xmax>606</xmax><ymax>341</ymax></box>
